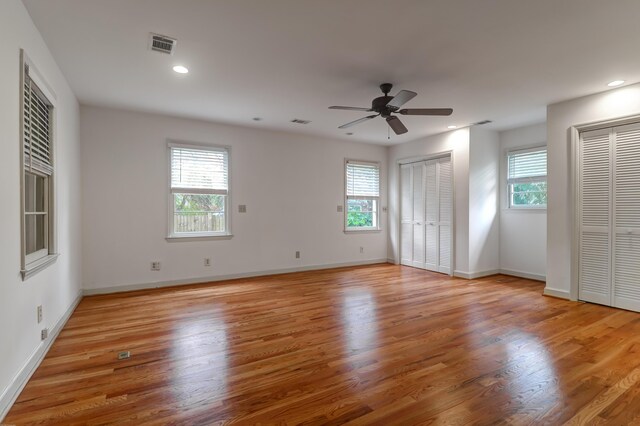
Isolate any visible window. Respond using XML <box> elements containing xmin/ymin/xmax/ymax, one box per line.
<box><xmin>507</xmin><ymin>147</ymin><xmax>547</xmax><ymax>208</ymax></box>
<box><xmin>168</xmin><ymin>143</ymin><xmax>230</xmax><ymax>238</ymax></box>
<box><xmin>345</xmin><ymin>160</ymin><xmax>380</xmax><ymax>231</ymax></box>
<box><xmin>21</xmin><ymin>52</ymin><xmax>57</xmax><ymax>279</ymax></box>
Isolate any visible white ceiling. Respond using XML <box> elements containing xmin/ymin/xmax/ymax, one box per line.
<box><xmin>23</xmin><ymin>0</ymin><xmax>640</xmax><ymax>145</ymax></box>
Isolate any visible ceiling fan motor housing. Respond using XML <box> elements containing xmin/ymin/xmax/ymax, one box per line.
<box><xmin>372</xmin><ymin>96</ymin><xmax>395</xmax><ymax>117</ymax></box>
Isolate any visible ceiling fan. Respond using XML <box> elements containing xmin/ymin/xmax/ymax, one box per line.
<box><xmin>329</xmin><ymin>83</ymin><xmax>453</xmax><ymax>135</ymax></box>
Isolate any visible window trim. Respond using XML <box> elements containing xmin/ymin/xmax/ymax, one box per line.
<box><xmin>344</xmin><ymin>159</ymin><xmax>381</xmax><ymax>233</ymax></box>
<box><xmin>506</xmin><ymin>145</ymin><xmax>547</xmax><ymax>210</ymax></box>
<box><xmin>166</xmin><ymin>140</ymin><xmax>232</xmax><ymax>240</ymax></box>
<box><xmin>20</xmin><ymin>49</ymin><xmax>58</xmax><ymax>280</ymax></box>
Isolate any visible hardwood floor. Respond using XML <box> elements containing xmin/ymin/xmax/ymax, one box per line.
<box><xmin>5</xmin><ymin>264</ymin><xmax>640</xmax><ymax>425</ymax></box>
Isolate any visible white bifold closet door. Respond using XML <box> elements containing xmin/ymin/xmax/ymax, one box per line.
<box><xmin>400</xmin><ymin>156</ymin><xmax>452</xmax><ymax>274</ymax></box>
<box><xmin>579</xmin><ymin>123</ymin><xmax>640</xmax><ymax>312</ymax></box>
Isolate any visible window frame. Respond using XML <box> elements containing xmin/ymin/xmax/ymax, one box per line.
<box><xmin>344</xmin><ymin>159</ymin><xmax>381</xmax><ymax>233</ymax></box>
<box><xmin>506</xmin><ymin>146</ymin><xmax>547</xmax><ymax>210</ymax></box>
<box><xmin>20</xmin><ymin>50</ymin><xmax>58</xmax><ymax>280</ymax></box>
<box><xmin>166</xmin><ymin>141</ymin><xmax>232</xmax><ymax>241</ymax></box>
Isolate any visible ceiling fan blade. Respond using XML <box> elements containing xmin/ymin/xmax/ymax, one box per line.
<box><xmin>329</xmin><ymin>106</ymin><xmax>373</xmax><ymax>111</ymax></box>
<box><xmin>386</xmin><ymin>90</ymin><xmax>417</xmax><ymax>110</ymax></box>
<box><xmin>338</xmin><ymin>114</ymin><xmax>378</xmax><ymax>129</ymax></box>
<box><xmin>386</xmin><ymin>116</ymin><xmax>408</xmax><ymax>135</ymax></box>
<box><xmin>399</xmin><ymin>108</ymin><xmax>453</xmax><ymax>116</ymax></box>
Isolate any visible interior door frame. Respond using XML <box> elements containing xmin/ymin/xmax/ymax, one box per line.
<box><xmin>570</xmin><ymin>113</ymin><xmax>640</xmax><ymax>301</ymax></box>
<box><xmin>397</xmin><ymin>150</ymin><xmax>455</xmax><ymax>277</ymax></box>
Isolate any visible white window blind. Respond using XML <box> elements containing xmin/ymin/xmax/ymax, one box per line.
<box><xmin>23</xmin><ymin>66</ymin><xmax>53</xmax><ymax>176</ymax></box>
<box><xmin>507</xmin><ymin>148</ymin><xmax>547</xmax><ymax>184</ymax></box>
<box><xmin>170</xmin><ymin>145</ymin><xmax>228</xmax><ymax>194</ymax></box>
<box><xmin>346</xmin><ymin>162</ymin><xmax>380</xmax><ymax>198</ymax></box>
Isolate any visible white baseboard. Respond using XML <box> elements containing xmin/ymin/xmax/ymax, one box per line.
<box><xmin>499</xmin><ymin>268</ymin><xmax>546</xmax><ymax>283</ymax></box>
<box><xmin>454</xmin><ymin>269</ymin><xmax>500</xmax><ymax>279</ymax></box>
<box><xmin>543</xmin><ymin>287</ymin><xmax>571</xmax><ymax>300</ymax></box>
<box><xmin>84</xmin><ymin>258</ymin><xmax>391</xmax><ymax>296</ymax></box>
<box><xmin>0</xmin><ymin>291</ymin><xmax>83</xmax><ymax>422</ymax></box>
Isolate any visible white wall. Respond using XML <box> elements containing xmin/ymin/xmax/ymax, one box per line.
<box><xmin>387</xmin><ymin>129</ymin><xmax>470</xmax><ymax>274</ymax></box>
<box><xmin>80</xmin><ymin>106</ymin><xmax>388</xmax><ymax>292</ymax></box>
<box><xmin>0</xmin><ymin>0</ymin><xmax>82</xmax><ymax>417</ymax></box>
<box><xmin>499</xmin><ymin>122</ymin><xmax>547</xmax><ymax>280</ymax></box>
<box><xmin>468</xmin><ymin>127</ymin><xmax>500</xmax><ymax>275</ymax></box>
<box><xmin>547</xmin><ymin>83</ymin><xmax>640</xmax><ymax>298</ymax></box>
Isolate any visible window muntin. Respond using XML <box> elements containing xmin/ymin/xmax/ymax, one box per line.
<box><xmin>507</xmin><ymin>147</ymin><xmax>547</xmax><ymax>208</ymax></box>
<box><xmin>169</xmin><ymin>144</ymin><xmax>230</xmax><ymax>237</ymax></box>
<box><xmin>345</xmin><ymin>161</ymin><xmax>380</xmax><ymax>230</ymax></box>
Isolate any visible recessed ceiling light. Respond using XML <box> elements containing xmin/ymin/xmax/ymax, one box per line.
<box><xmin>447</xmin><ymin>125</ymin><xmax>457</xmax><ymax>129</ymax></box>
<box><xmin>607</xmin><ymin>80</ymin><xmax>625</xmax><ymax>87</ymax></box>
<box><xmin>172</xmin><ymin>65</ymin><xmax>189</xmax><ymax>74</ymax></box>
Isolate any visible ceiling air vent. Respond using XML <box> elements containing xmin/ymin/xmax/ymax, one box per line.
<box><xmin>149</xmin><ymin>33</ymin><xmax>177</xmax><ymax>55</ymax></box>
<box><xmin>291</xmin><ymin>119</ymin><xmax>311</xmax><ymax>124</ymax></box>
<box><xmin>472</xmin><ymin>120</ymin><xmax>493</xmax><ymax>126</ymax></box>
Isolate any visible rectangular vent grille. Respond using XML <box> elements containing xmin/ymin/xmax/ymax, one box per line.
<box><xmin>291</xmin><ymin>119</ymin><xmax>311</xmax><ymax>124</ymax></box>
<box><xmin>150</xmin><ymin>33</ymin><xmax>176</xmax><ymax>55</ymax></box>
<box><xmin>472</xmin><ymin>120</ymin><xmax>493</xmax><ymax>126</ymax></box>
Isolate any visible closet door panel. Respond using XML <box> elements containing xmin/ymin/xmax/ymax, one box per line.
<box><xmin>579</xmin><ymin>129</ymin><xmax>611</xmax><ymax>306</ymax></box>
<box><xmin>411</xmin><ymin>163</ymin><xmax>425</xmax><ymax>267</ymax></box>
<box><xmin>437</xmin><ymin>157</ymin><xmax>453</xmax><ymax>274</ymax></box>
<box><xmin>400</xmin><ymin>165</ymin><xmax>413</xmax><ymax>265</ymax></box>
<box><xmin>425</xmin><ymin>160</ymin><xmax>438</xmax><ymax>270</ymax></box>
<box><xmin>613</xmin><ymin>123</ymin><xmax>640</xmax><ymax>311</ymax></box>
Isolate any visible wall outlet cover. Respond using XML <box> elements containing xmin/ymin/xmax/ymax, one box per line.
<box><xmin>151</xmin><ymin>261</ymin><xmax>161</xmax><ymax>271</ymax></box>
<box><xmin>238</xmin><ymin>205</ymin><xmax>247</xmax><ymax>213</ymax></box>
<box><xmin>337</xmin><ymin>205</ymin><xmax>343</xmax><ymax>212</ymax></box>
<box><xmin>41</xmin><ymin>328</ymin><xmax>48</xmax><ymax>341</ymax></box>
<box><xmin>37</xmin><ymin>305</ymin><xmax>43</xmax><ymax>324</ymax></box>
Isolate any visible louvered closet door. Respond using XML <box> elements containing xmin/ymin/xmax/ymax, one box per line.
<box><xmin>612</xmin><ymin>123</ymin><xmax>640</xmax><ymax>312</ymax></box>
<box><xmin>411</xmin><ymin>163</ymin><xmax>426</xmax><ymax>268</ymax></box>
<box><xmin>579</xmin><ymin>128</ymin><xmax>612</xmax><ymax>306</ymax></box>
<box><xmin>437</xmin><ymin>157</ymin><xmax>453</xmax><ymax>274</ymax></box>
<box><xmin>400</xmin><ymin>164</ymin><xmax>413</xmax><ymax>265</ymax></box>
<box><xmin>424</xmin><ymin>160</ymin><xmax>438</xmax><ymax>270</ymax></box>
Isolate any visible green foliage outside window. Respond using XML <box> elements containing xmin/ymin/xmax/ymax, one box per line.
<box><xmin>347</xmin><ymin>199</ymin><xmax>375</xmax><ymax>227</ymax></box>
<box><xmin>511</xmin><ymin>182</ymin><xmax>547</xmax><ymax>207</ymax></box>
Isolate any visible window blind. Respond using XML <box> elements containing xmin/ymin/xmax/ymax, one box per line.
<box><xmin>170</xmin><ymin>146</ymin><xmax>229</xmax><ymax>194</ymax></box>
<box><xmin>23</xmin><ymin>67</ymin><xmax>53</xmax><ymax>176</ymax></box>
<box><xmin>346</xmin><ymin>162</ymin><xmax>380</xmax><ymax>198</ymax></box>
<box><xmin>507</xmin><ymin>148</ymin><xmax>547</xmax><ymax>184</ymax></box>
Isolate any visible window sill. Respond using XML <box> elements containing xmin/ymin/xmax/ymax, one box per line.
<box><xmin>166</xmin><ymin>234</ymin><xmax>233</xmax><ymax>242</ymax></box>
<box><xmin>344</xmin><ymin>229</ymin><xmax>382</xmax><ymax>234</ymax></box>
<box><xmin>504</xmin><ymin>207</ymin><xmax>547</xmax><ymax>213</ymax></box>
<box><xmin>22</xmin><ymin>253</ymin><xmax>59</xmax><ymax>280</ymax></box>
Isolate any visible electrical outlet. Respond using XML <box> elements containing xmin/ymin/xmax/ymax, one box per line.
<box><xmin>295</xmin><ymin>251</ymin><xmax>300</xmax><ymax>259</ymax></box>
<box><xmin>382</xmin><ymin>206</ymin><xmax>388</xmax><ymax>213</ymax></box>
<box><xmin>151</xmin><ymin>261</ymin><xmax>161</xmax><ymax>271</ymax></box>
<box><xmin>41</xmin><ymin>328</ymin><xmax>48</xmax><ymax>341</ymax></box>
<box><xmin>238</xmin><ymin>204</ymin><xmax>247</xmax><ymax>213</ymax></box>
<box><xmin>204</xmin><ymin>258</ymin><xmax>211</xmax><ymax>267</ymax></box>
<box><xmin>37</xmin><ymin>305</ymin><xmax>43</xmax><ymax>324</ymax></box>
<box><xmin>360</xmin><ymin>247</ymin><xmax>364</xmax><ymax>254</ymax></box>
<box><xmin>337</xmin><ymin>205</ymin><xmax>343</xmax><ymax>212</ymax></box>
